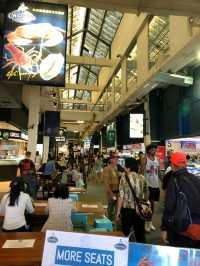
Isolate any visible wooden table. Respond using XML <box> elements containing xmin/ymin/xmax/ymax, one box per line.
<box><xmin>34</xmin><ymin>201</ymin><xmax>106</xmax><ymax>216</ymax></box>
<box><xmin>68</xmin><ymin>187</ymin><xmax>86</xmax><ymax>193</ymax></box>
<box><xmin>0</xmin><ymin>232</ymin><xmax>45</xmax><ymax>266</ymax></box>
<box><xmin>0</xmin><ymin>231</ymin><xmax>124</xmax><ymax>266</ymax></box>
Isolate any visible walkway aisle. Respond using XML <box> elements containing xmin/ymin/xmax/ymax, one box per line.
<box><xmin>80</xmin><ymin>180</ymin><xmax>107</xmax><ymax>205</ymax></box>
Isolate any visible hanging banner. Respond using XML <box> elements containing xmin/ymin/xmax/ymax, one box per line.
<box><xmin>42</xmin><ymin>231</ymin><xmax>129</xmax><ymax>266</ymax></box>
<box><xmin>1</xmin><ymin>1</ymin><xmax>67</xmax><ymax>86</ymax></box>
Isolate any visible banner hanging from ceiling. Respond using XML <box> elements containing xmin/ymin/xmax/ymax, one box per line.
<box><xmin>1</xmin><ymin>1</ymin><xmax>67</xmax><ymax>86</ymax></box>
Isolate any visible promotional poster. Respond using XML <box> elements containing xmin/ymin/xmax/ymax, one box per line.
<box><xmin>1</xmin><ymin>1</ymin><xmax>67</xmax><ymax>86</ymax></box>
<box><xmin>128</xmin><ymin>243</ymin><xmax>200</xmax><ymax>266</ymax></box>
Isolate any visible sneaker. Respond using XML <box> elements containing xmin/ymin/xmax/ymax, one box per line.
<box><xmin>150</xmin><ymin>223</ymin><xmax>156</xmax><ymax>231</ymax></box>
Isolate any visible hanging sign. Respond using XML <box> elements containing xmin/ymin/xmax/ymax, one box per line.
<box><xmin>42</xmin><ymin>231</ymin><xmax>129</xmax><ymax>266</ymax></box>
<box><xmin>1</xmin><ymin>1</ymin><xmax>67</xmax><ymax>86</ymax></box>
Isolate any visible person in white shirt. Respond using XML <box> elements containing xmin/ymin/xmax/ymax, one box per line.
<box><xmin>141</xmin><ymin>144</ymin><xmax>160</xmax><ymax>232</ymax></box>
<box><xmin>35</xmin><ymin>151</ymin><xmax>42</xmax><ymax>172</ymax></box>
<box><xmin>0</xmin><ymin>177</ymin><xmax>34</xmax><ymax>232</ymax></box>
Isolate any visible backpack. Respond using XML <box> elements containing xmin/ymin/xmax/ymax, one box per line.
<box><xmin>168</xmin><ymin>177</ymin><xmax>200</xmax><ymax>240</ymax></box>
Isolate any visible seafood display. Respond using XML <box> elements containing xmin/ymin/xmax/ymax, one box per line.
<box><xmin>1</xmin><ymin>1</ymin><xmax>67</xmax><ymax>85</ymax></box>
<box><xmin>7</xmin><ymin>23</ymin><xmax>65</xmax><ymax>47</ymax></box>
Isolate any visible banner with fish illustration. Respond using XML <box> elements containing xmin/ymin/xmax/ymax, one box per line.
<box><xmin>1</xmin><ymin>1</ymin><xmax>67</xmax><ymax>86</ymax></box>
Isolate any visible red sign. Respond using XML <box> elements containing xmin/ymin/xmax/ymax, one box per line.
<box><xmin>156</xmin><ymin>146</ymin><xmax>166</xmax><ymax>170</ymax></box>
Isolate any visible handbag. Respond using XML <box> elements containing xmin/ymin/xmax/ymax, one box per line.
<box><xmin>124</xmin><ymin>172</ymin><xmax>152</xmax><ymax>221</ymax></box>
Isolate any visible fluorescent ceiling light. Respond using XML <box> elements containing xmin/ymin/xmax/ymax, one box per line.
<box><xmin>77</xmin><ymin>120</ymin><xmax>84</xmax><ymax>124</ymax></box>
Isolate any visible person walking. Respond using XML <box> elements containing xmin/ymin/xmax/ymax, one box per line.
<box><xmin>116</xmin><ymin>158</ymin><xmax>148</xmax><ymax>242</ymax></box>
<box><xmin>161</xmin><ymin>152</ymin><xmax>200</xmax><ymax>248</ymax></box>
<box><xmin>102</xmin><ymin>153</ymin><xmax>121</xmax><ymax>221</ymax></box>
<box><xmin>141</xmin><ymin>144</ymin><xmax>160</xmax><ymax>232</ymax></box>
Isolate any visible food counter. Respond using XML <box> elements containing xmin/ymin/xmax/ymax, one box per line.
<box><xmin>0</xmin><ymin>159</ymin><xmax>20</xmax><ymax>181</ymax></box>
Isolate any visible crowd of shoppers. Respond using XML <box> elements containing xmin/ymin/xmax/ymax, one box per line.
<box><xmin>1</xmin><ymin>144</ymin><xmax>200</xmax><ymax>250</ymax></box>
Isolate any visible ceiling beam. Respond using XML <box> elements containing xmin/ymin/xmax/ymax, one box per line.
<box><xmin>45</xmin><ymin>0</ymin><xmax>200</xmax><ymax>16</ymax></box>
<box><xmin>60</xmin><ymin>99</ymin><xmax>92</xmax><ymax>104</ymax></box>
<box><xmin>65</xmin><ymin>83</ymin><xmax>101</xmax><ymax>91</ymax></box>
<box><xmin>67</xmin><ymin>55</ymin><xmax>114</xmax><ymax>67</ymax></box>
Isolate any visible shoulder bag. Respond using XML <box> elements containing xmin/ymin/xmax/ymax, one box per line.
<box><xmin>124</xmin><ymin>172</ymin><xmax>152</xmax><ymax>221</ymax></box>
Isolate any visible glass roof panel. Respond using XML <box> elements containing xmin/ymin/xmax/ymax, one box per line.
<box><xmin>75</xmin><ymin>90</ymin><xmax>84</xmax><ymax>99</ymax></box>
<box><xmin>149</xmin><ymin>16</ymin><xmax>169</xmax><ymax>67</ymax></box>
<box><xmin>63</xmin><ymin>7</ymin><xmax>123</xmax><ymax>109</ymax></box>
<box><xmin>63</xmin><ymin>103</ymin><xmax>73</xmax><ymax>110</ymax></box>
<box><xmin>95</xmin><ymin>41</ymin><xmax>109</xmax><ymax>57</ymax></box>
<box><xmin>82</xmin><ymin>91</ymin><xmax>91</xmax><ymax>100</ymax></box>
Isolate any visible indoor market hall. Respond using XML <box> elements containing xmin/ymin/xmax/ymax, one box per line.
<box><xmin>0</xmin><ymin>0</ymin><xmax>200</xmax><ymax>265</ymax></box>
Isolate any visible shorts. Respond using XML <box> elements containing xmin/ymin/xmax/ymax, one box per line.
<box><xmin>149</xmin><ymin>187</ymin><xmax>160</xmax><ymax>201</ymax></box>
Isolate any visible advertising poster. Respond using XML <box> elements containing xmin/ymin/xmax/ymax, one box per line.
<box><xmin>42</xmin><ymin>231</ymin><xmax>129</xmax><ymax>266</ymax></box>
<box><xmin>156</xmin><ymin>146</ymin><xmax>166</xmax><ymax>170</ymax></box>
<box><xmin>1</xmin><ymin>1</ymin><xmax>67</xmax><ymax>86</ymax></box>
<box><xmin>128</xmin><ymin>243</ymin><xmax>200</xmax><ymax>266</ymax></box>
<box><xmin>129</xmin><ymin>114</ymin><xmax>144</xmax><ymax>139</ymax></box>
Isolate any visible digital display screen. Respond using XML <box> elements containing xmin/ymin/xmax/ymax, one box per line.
<box><xmin>129</xmin><ymin>113</ymin><xmax>144</xmax><ymax>138</ymax></box>
<box><xmin>1</xmin><ymin>1</ymin><xmax>67</xmax><ymax>86</ymax></box>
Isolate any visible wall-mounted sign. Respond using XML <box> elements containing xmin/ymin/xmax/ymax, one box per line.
<box><xmin>0</xmin><ymin>129</ymin><xmax>28</xmax><ymax>140</ymax></box>
<box><xmin>129</xmin><ymin>114</ymin><xmax>144</xmax><ymax>138</ymax></box>
<box><xmin>42</xmin><ymin>231</ymin><xmax>129</xmax><ymax>266</ymax></box>
<box><xmin>10</xmin><ymin>131</ymin><xmax>21</xmax><ymax>139</ymax></box>
<box><xmin>1</xmin><ymin>1</ymin><xmax>67</xmax><ymax>86</ymax></box>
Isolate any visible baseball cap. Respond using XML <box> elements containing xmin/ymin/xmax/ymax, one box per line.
<box><xmin>170</xmin><ymin>152</ymin><xmax>187</xmax><ymax>167</ymax></box>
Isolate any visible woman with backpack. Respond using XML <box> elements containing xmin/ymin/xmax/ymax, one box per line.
<box><xmin>0</xmin><ymin>177</ymin><xmax>34</xmax><ymax>232</ymax></box>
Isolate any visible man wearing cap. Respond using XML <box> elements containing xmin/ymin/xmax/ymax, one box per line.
<box><xmin>161</xmin><ymin>152</ymin><xmax>200</xmax><ymax>248</ymax></box>
<box><xmin>102</xmin><ymin>153</ymin><xmax>121</xmax><ymax>221</ymax></box>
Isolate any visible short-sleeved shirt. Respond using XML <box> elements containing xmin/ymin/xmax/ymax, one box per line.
<box><xmin>145</xmin><ymin>157</ymin><xmax>160</xmax><ymax>188</ymax></box>
<box><xmin>44</xmin><ymin>160</ymin><xmax>56</xmax><ymax>176</ymax></box>
<box><xmin>42</xmin><ymin>198</ymin><xmax>75</xmax><ymax>232</ymax></box>
<box><xmin>0</xmin><ymin>192</ymin><xmax>34</xmax><ymax>230</ymax></box>
<box><xmin>103</xmin><ymin>165</ymin><xmax>120</xmax><ymax>192</ymax></box>
<box><xmin>19</xmin><ymin>159</ymin><xmax>35</xmax><ymax>176</ymax></box>
<box><xmin>119</xmin><ymin>172</ymin><xmax>148</xmax><ymax>209</ymax></box>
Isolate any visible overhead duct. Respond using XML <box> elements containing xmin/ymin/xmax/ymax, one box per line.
<box><xmin>153</xmin><ymin>72</ymin><xmax>193</xmax><ymax>87</ymax></box>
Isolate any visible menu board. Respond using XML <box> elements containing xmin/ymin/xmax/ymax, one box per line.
<box><xmin>130</xmin><ymin>114</ymin><xmax>144</xmax><ymax>138</ymax></box>
<box><xmin>1</xmin><ymin>1</ymin><xmax>67</xmax><ymax>86</ymax></box>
